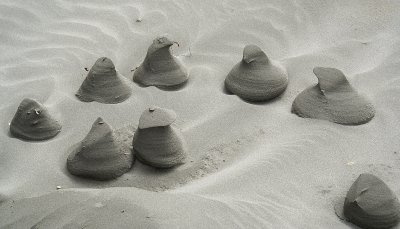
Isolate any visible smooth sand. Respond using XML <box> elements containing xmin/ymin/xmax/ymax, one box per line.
<box><xmin>1</xmin><ymin>0</ymin><xmax>400</xmax><ymax>228</ymax></box>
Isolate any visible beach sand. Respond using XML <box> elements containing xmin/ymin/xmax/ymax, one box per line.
<box><xmin>1</xmin><ymin>0</ymin><xmax>400</xmax><ymax>228</ymax></box>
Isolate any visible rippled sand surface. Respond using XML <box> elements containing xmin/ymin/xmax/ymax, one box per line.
<box><xmin>1</xmin><ymin>0</ymin><xmax>400</xmax><ymax>228</ymax></box>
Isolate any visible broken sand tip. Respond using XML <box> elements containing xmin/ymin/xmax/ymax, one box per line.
<box><xmin>10</xmin><ymin>98</ymin><xmax>61</xmax><ymax>141</ymax></box>
<box><xmin>132</xmin><ymin>106</ymin><xmax>186</xmax><ymax>168</ymax></box>
<box><xmin>133</xmin><ymin>37</ymin><xmax>188</xmax><ymax>88</ymax></box>
<box><xmin>224</xmin><ymin>44</ymin><xmax>288</xmax><ymax>102</ymax></box>
<box><xmin>67</xmin><ymin>117</ymin><xmax>133</xmax><ymax>180</ymax></box>
<box><xmin>292</xmin><ymin>67</ymin><xmax>375</xmax><ymax>125</ymax></box>
<box><xmin>76</xmin><ymin>57</ymin><xmax>132</xmax><ymax>104</ymax></box>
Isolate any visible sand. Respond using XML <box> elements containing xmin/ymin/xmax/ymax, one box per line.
<box><xmin>1</xmin><ymin>0</ymin><xmax>400</xmax><ymax>228</ymax></box>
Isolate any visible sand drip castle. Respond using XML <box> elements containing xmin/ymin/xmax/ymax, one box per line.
<box><xmin>292</xmin><ymin>67</ymin><xmax>375</xmax><ymax>125</ymax></box>
<box><xmin>132</xmin><ymin>106</ymin><xmax>187</xmax><ymax>168</ymax></box>
<box><xmin>335</xmin><ymin>174</ymin><xmax>400</xmax><ymax>229</ymax></box>
<box><xmin>225</xmin><ymin>44</ymin><xmax>288</xmax><ymax>102</ymax></box>
<box><xmin>133</xmin><ymin>36</ymin><xmax>188</xmax><ymax>88</ymax></box>
<box><xmin>6</xmin><ymin>34</ymin><xmax>387</xmax><ymax>229</ymax></box>
<box><xmin>10</xmin><ymin>98</ymin><xmax>61</xmax><ymax>141</ymax></box>
<box><xmin>67</xmin><ymin>117</ymin><xmax>134</xmax><ymax>180</ymax></box>
<box><xmin>76</xmin><ymin>57</ymin><xmax>132</xmax><ymax>104</ymax></box>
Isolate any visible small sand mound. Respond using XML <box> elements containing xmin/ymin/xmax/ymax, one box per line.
<box><xmin>67</xmin><ymin>117</ymin><xmax>133</xmax><ymax>180</ymax></box>
<box><xmin>76</xmin><ymin>57</ymin><xmax>132</xmax><ymax>104</ymax></box>
<box><xmin>292</xmin><ymin>67</ymin><xmax>375</xmax><ymax>125</ymax></box>
<box><xmin>132</xmin><ymin>107</ymin><xmax>186</xmax><ymax>168</ymax></box>
<box><xmin>335</xmin><ymin>173</ymin><xmax>400</xmax><ymax>229</ymax></box>
<box><xmin>133</xmin><ymin>37</ymin><xmax>188</xmax><ymax>88</ymax></box>
<box><xmin>224</xmin><ymin>44</ymin><xmax>288</xmax><ymax>102</ymax></box>
<box><xmin>10</xmin><ymin>98</ymin><xmax>61</xmax><ymax>141</ymax></box>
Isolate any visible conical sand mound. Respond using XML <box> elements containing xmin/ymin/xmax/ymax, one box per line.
<box><xmin>10</xmin><ymin>98</ymin><xmax>61</xmax><ymax>141</ymax></box>
<box><xmin>67</xmin><ymin>117</ymin><xmax>133</xmax><ymax>180</ymax></box>
<box><xmin>133</xmin><ymin>37</ymin><xmax>188</xmax><ymax>88</ymax></box>
<box><xmin>292</xmin><ymin>67</ymin><xmax>375</xmax><ymax>125</ymax></box>
<box><xmin>132</xmin><ymin>106</ymin><xmax>186</xmax><ymax>168</ymax></box>
<box><xmin>335</xmin><ymin>173</ymin><xmax>400</xmax><ymax>229</ymax></box>
<box><xmin>225</xmin><ymin>44</ymin><xmax>288</xmax><ymax>102</ymax></box>
<box><xmin>76</xmin><ymin>57</ymin><xmax>132</xmax><ymax>104</ymax></box>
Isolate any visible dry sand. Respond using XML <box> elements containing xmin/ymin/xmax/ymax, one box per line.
<box><xmin>1</xmin><ymin>0</ymin><xmax>400</xmax><ymax>228</ymax></box>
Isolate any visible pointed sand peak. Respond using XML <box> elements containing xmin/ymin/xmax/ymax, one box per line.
<box><xmin>90</xmin><ymin>57</ymin><xmax>116</xmax><ymax>74</ymax></box>
<box><xmin>19</xmin><ymin>98</ymin><xmax>42</xmax><ymax>111</ymax></box>
<box><xmin>313</xmin><ymin>67</ymin><xmax>350</xmax><ymax>92</ymax></box>
<box><xmin>242</xmin><ymin>45</ymin><xmax>269</xmax><ymax>64</ymax></box>
<box><xmin>147</xmin><ymin>36</ymin><xmax>175</xmax><ymax>55</ymax></box>
<box><xmin>80</xmin><ymin>117</ymin><xmax>114</xmax><ymax>149</ymax></box>
<box><xmin>138</xmin><ymin>106</ymin><xmax>177</xmax><ymax>129</ymax></box>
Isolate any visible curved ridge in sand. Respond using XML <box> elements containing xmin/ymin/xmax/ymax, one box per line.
<box><xmin>225</xmin><ymin>45</ymin><xmax>288</xmax><ymax>102</ymax></box>
<box><xmin>132</xmin><ymin>107</ymin><xmax>186</xmax><ymax>168</ymax></box>
<box><xmin>76</xmin><ymin>57</ymin><xmax>132</xmax><ymax>104</ymax></box>
<box><xmin>67</xmin><ymin>117</ymin><xmax>133</xmax><ymax>180</ymax></box>
<box><xmin>335</xmin><ymin>173</ymin><xmax>400</xmax><ymax>229</ymax></box>
<box><xmin>292</xmin><ymin>67</ymin><xmax>375</xmax><ymax>125</ymax></box>
<box><xmin>10</xmin><ymin>98</ymin><xmax>61</xmax><ymax>141</ymax></box>
<box><xmin>133</xmin><ymin>37</ymin><xmax>188</xmax><ymax>88</ymax></box>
